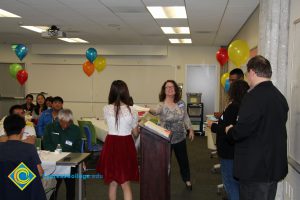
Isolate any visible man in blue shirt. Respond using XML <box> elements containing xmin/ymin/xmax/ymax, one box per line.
<box><xmin>37</xmin><ymin>96</ymin><xmax>63</xmax><ymax>137</ymax></box>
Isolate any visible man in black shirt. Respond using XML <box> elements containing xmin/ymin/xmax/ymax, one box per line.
<box><xmin>226</xmin><ymin>56</ymin><xmax>289</xmax><ymax>200</ymax></box>
<box><xmin>0</xmin><ymin>114</ymin><xmax>46</xmax><ymax>200</ymax></box>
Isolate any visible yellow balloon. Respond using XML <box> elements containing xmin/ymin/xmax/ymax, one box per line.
<box><xmin>221</xmin><ymin>72</ymin><xmax>229</xmax><ymax>87</ymax></box>
<box><xmin>93</xmin><ymin>56</ymin><xmax>106</xmax><ymax>72</ymax></box>
<box><xmin>228</xmin><ymin>40</ymin><xmax>250</xmax><ymax>67</ymax></box>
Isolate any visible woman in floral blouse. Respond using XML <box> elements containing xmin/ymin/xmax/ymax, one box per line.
<box><xmin>150</xmin><ymin>80</ymin><xmax>194</xmax><ymax>190</ymax></box>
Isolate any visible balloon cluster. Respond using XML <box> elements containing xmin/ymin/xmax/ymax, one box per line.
<box><xmin>9</xmin><ymin>44</ymin><xmax>29</xmax><ymax>85</ymax></box>
<box><xmin>83</xmin><ymin>48</ymin><xmax>106</xmax><ymax>77</ymax></box>
<box><xmin>216</xmin><ymin>40</ymin><xmax>250</xmax><ymax>92</ymax></box>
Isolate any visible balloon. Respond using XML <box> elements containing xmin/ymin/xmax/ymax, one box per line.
<box><xmin>228</xmin><ymin>40</ymin><xmax>250</xmax><ymax>67</ymax></box>
<box><xmin>11</xmin><ymin>44</ymin><xmax>18</xmax><ymax>52</ymax></box>
<box><xmin>15</xmin><ymin>44</ymin><xmax>28</xmax><ymax>61</ymax></box>
<box><xmin>16</xmin><ymin>69</ymin><xmax>28</xmax><ymax>85</ymax></box>
<box><xmin>216</xmin><ymin>47</ymin><xmax>228</xmax><ymax>66</ymax></box>
<box><xmin>224</xmin><ymin>79</ymin><xmax>230</xmax><ymax>92</ymax></box>
<box><xmin>9</xmin><ymin>63</ymin><xmax>23</xmax><ymax>79</ymax></box>
<box><xmin>86</xmin><ymin>48</ymin><xmax>97</xmax><ymax>63</ymax></box>
<box><xmin>82</xmin><ymin>61</ymin><xmax>95</xmax><ymax>77</ymax></box>
<box><xmin>93</xmin><ymin>56</ymin><xmax>106</xmax><ymax>72</ymax></box>
<box><xmin>221</xmin><ymin>72</ymin><xmax>229</xmax><ymax>87</ymax></box>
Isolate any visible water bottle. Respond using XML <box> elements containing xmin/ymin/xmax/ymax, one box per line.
<box><xmin>55</xmin><ymin>144</ymin><xmax>62</xmax><ymax>154</ymax></box>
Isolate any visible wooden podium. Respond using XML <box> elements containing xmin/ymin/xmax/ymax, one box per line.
<box><xmin>140</xmin><ymin>126</ymin><xmax>171</xmax><ymax>200</ymax></box>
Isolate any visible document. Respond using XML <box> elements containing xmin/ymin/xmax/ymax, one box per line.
<box><xmin>133</xmin><ymin>104</ymin><xmax>150</xmax><ymax>112</ymax></box>
<box><xmin>144</xmin><ymin>121</ymin><xmax>171</xmax><ymax>139</ymax></box>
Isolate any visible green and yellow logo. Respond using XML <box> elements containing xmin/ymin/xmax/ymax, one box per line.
<box><xmin>8</xmin><ymin>162</ymin><xmax>36</xmax><ymax>191</ymax></box>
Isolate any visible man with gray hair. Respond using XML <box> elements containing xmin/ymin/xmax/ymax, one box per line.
<box><xmin>43</xmin><ymin>109</ymin><xmax>82</xmax><ymax>200</ymax></box>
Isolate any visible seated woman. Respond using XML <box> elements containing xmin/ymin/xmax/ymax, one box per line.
<box><xmin>32</xmin><ymin>93</ymin><xmax>47</xmax><ymax>125</ymax></box>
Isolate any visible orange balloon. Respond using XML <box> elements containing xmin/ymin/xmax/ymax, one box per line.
<box><xmin>82</xmin><ymin>61</ymin><xmax>95</xmax><ymax>77</ymax></box>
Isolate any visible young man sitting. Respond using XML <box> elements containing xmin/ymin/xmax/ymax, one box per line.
<box><xmin>0</xmin><ymin>114</ymin><xmax>45</xmax><ymax>199</ymax></box>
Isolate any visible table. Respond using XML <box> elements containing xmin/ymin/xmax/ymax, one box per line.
<box><xmin>81</xmin><ymin>118</ymin><xmax>108</xmax><ymax>142</ymax></box>
<box><xmin>40</xmin><ymin>152</ymin><xmax>90</xmax><ymax>200</ymax></box>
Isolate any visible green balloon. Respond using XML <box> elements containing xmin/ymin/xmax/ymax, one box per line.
<box><xmin>9</xmin><ymin>63</ymin><xmax>23</xmax><ymax>79</ymax></box>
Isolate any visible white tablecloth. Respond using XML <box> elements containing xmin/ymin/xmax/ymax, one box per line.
<box><xmin>39</xmin><ymin>151</ymin><xmax>71</xmax><ymax>175</ymax></box>
<box><xmin>81</xmin><ymin>118</ymin><xmax>108</xmax><ymax>142</ymax></box>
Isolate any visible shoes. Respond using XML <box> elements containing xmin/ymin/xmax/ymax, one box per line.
<box><xmin>185</xmin><ymin>183</ymin><xmax>192</xmax><ymax>191</ymax></box>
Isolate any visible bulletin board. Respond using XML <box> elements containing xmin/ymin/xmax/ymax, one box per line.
<box><xmin>288</xmin><ymin>19</ymin><xmax>300</xmax><ymax>165</ymax></box>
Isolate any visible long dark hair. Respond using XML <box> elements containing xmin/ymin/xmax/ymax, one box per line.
<box><xmin>228</xmin><ymin>80</ymin><xmax>249</xmax><ymax>104</ymax></box>
<box><xmin>159</xmin><ymin>80</ymin><xmax>181</xmax><ymax>103</ymax></box>
<box><xmin>34</xmin><ymin>93</ymin><xmax>47</xmax><ymax>115</ymax></box>
<box><xmin>108</xmin><ymin>80</ymin><xmax>131</xmax><ymax>128</ymax></box>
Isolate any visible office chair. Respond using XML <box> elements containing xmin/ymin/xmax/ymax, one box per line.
<box><xmin>78</xmin><ymin>120</ymin><xmax>97</xmax><ymax>144</ymax></box>
<box><xmin>83</xmin><ymin>126</ymin><xmax>102</xmax><ymax>152</ymax></box>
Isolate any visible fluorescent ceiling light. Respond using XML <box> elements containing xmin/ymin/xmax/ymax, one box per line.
<box><xmin>169</xmin><ymin>38</ymin><xmax>192</xmax><ymax>44</ymax></box>
<box><xmin>147</xmin><ymin>6</ymin><xmax>187</xmax><ymax>19</ymax></box>
<box><xmin>0</xmin><ymin>8</ymin><xmax>21</xmax><ymax>18</ymax></box>
<box><xmin>58</xmin><ymin>38</ymin><xmax>89</xmax><ymax>43</ymax></box>
<box><xmin>20</xmin><ymin>26</ymin><xmax>49</xmax><ymax>33</ymax></box>
<box><xmin>161</xmin><ymin>27</ymin><xmax>190</xmax><ymax>34</ymax></box>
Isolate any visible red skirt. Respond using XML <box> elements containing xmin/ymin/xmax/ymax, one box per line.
<box><xmin>96</xmin><ymin>134</ymin><xmax>139</xmax><ymax>184</ymax></box>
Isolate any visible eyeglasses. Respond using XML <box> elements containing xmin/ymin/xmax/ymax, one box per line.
<box><xmin>165</xmin><ymin>86</ymin><xmax>174</xmax><ymax>89</ymax></box>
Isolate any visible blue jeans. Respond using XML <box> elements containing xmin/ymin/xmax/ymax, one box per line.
<box><xmin>220</xmin><ymin>159</ymin><xmax>240</xmax><ymax>200</ymax></box>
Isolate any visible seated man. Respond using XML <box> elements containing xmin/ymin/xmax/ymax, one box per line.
<box><xmin>43</xmin><ymin>109</ymin><xmax>82</xmax><ymax>200</ymax></box>
<box><xmin>22</xmin><ymin>94</ymin><xmax>35</xmax><ymax>115</ymax></box>
<box><xmin>0</xmin><ymin>105</ymin><xmax>36</xmax><ymax>144</ymax></box>
<box><xmin>0</xmin><ymin>114</ymin><xmax>45</xmax><ymax>200</ymax></box>
<box><xmin>37</xmin><ymin>96</ymin><xmax>64</xmax><ymax>137</ymax></box>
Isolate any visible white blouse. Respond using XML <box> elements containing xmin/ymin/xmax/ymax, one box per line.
<box><xmin>103</xmin><ymin>105</ymin><xmax>138</xmax><ymax>136</ymax></box>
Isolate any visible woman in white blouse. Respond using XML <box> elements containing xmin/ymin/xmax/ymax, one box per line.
<box><xmin>96</xmin><ymin>80</ymin><xmax>139</xmax><ymax>200</ymax></box>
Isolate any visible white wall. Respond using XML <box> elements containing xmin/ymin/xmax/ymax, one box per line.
<box><xmin>229</xmin><ymin>6</ymin><xmax>259</xmax><ymax>71</ymax></box>
<box><xmin>0</xmin><ymin>44</ymin><xmax>219</xmax><ymax>121</ymax></box>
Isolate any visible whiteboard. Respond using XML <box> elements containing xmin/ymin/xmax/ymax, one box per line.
<box><xmin>289</xmin><ymin>21</ymin><xmax>300</xmax><ymax>164</ymax></box>
<box><xmin>27</xmin><ymin>64</ymin><xmax>175</xmax><ymax>104</ymax></box>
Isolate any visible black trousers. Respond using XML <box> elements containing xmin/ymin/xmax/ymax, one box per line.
<box><xmin>239</xmin><ymin>180</ymin><xmax>278</xmax><ymax>200</ymax></box>
<box><xmin>171</xmin><ymin>139</ymin><xmax>191</xmax><ymax>182</ymax></box>
<box><xmin>50</xmin><ymin>167</ymin><xmax>77</xmax><ymax>200</ymax></box>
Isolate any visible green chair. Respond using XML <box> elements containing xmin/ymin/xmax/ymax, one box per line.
<box><xmin>77</xmin><ymin>120</ymin><xmax>97</xmax><ymax>145</ymax></box>
<box><xmin>35</xmin><ymin>138</ymin><xmax>42</xmax><ymax>149</ymax></box>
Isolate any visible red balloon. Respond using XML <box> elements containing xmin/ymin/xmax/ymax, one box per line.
<box><xmin>82</xmin><ymin>61</ymin><xmax>95</xmax><ymax>77</ymax></box>
<box><xmin>216</xmin><ymin>47</ymin><xmax>229</xmax><ymax>66</ymax></box>
<box><xmin>16</xmin><ymin>69</ymin><xmax>28</xmax><ymax>85</ymax></box>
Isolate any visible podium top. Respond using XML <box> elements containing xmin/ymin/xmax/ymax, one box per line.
<box><xmin>140</xmin><ymin>125</ymin><xmax>172</xmax><ymax>142</ymax></box>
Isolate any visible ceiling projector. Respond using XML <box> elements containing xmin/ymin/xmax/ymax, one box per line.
<box><xmin>41</xmin><ymin>25</ymin><xmax>66</xmax><ymax>38</ymax></box>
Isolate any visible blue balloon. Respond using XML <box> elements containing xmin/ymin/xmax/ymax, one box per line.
<box><xmin>224</xmin><ymin>79</ymin><xmax>230</xmax><ymax>92</ymax></box>
<box><xmin>86</xmin><ymin>48</ymin><xmax>97</xmax><ymax>63</ymax></box>
<box><xmin>15</xmin><ymin>44</ymin><xmax>28</xmax><ymax>61</ymax></box>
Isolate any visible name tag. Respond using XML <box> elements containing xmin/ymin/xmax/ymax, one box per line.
<box><xmin>178</xmin><ymin>103</ymin><xmax>184</xmax><ymax>108</ymax></box>
<box><xmin>65</xmin><ymin>140</ymin><xmax>73</xmax><ymax>146</ymax></box>
<box><xmin>52</xmin><ymin>132</ymin><xmax>59</xmax><ymax>135</ymax></box>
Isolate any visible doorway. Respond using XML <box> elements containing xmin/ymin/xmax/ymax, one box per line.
<box><xmin>186</xmin><ymin>64</ymin><xmax>218</xmax><ymax>117</ymax></box>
